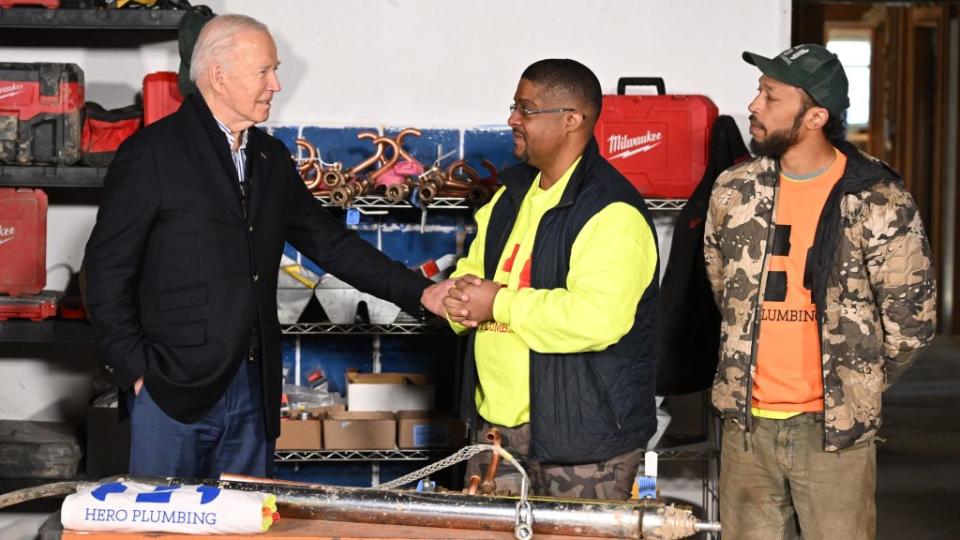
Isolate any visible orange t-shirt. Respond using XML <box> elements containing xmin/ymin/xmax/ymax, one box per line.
<box><xmin>753</xmin><ymin>150</ymin><xmax>846</xmax><ymax>413</ymax></box>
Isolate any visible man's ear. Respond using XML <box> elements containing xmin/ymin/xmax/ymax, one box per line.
<box><xmin>208</xmin><ymin>63</ymin><xmax>226</xmax><ymax>94</ymax></box>
<box><xmin>806</xmin><ymin>107</ymin><xmax>829</xmax><ymax>131</ymax></box>
<box><xmin>565</xmin><ymin>110</ymin><xmax>585</xmax><ymax>133</ymax></box>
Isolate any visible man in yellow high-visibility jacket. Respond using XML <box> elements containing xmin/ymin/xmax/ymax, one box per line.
<box><xmin>444</xmin><ymin>59</ymin><xmax>659</xmax><ymax>500</ymax></box>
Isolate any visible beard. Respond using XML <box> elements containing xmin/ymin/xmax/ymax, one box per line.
<box><xmin>512</xmin><ymin>132</ymin><xmax>529</xmax><ymax>163</ymax></box>
<box><xmin>749</xmin><ymin>111</ymin><xmax>805</xmax><ymax>158</ymax></box>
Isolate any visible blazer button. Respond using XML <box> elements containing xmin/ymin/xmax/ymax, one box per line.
<box><xmin>248</xmin><ymin>225</ymin><xmax>254</xmax><ymax>233</ymax></box>
<box><xmin>253</xmin><ymin>273</ymin><xmax>260</xmax><ymax>282</ymax></box>
<box><xmin>104</xmin><ymin>365</ymin><xmax>114</xmax><ymax>373</ymax></box>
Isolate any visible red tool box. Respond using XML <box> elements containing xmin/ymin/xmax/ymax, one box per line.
<box><xmin>143</xmin><ymin>71</ymin><xmax>184</xmax><ymax>126</ymax></box>
<box><xmin>0</xmin><ymin>63</ymin><xmax>84</xmax><ymax>165</ymax></box>
<box><xmin>595</xmin><ymin>77</ymin><xmax>717</xmax><ymax>199</ymax></box>
<box><xmin>0</xmin><ymin>188</ymin><xmax>47</xmax><ymax>296</ymax></box>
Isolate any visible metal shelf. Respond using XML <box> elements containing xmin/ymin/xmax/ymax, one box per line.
<box><xmin>275</xmin><ymin>449</ymin><xmax>440</xmax><ymax>462</ymax></box>
<box><xmin>655</xmin><ymin>440</ymin><xmax>717</xmax><ymax>461</ymax></box>
<box><xmin>282</xmin><ymin>321</ymin><xmax>448</xmax><ymax>336</ymax></box>
<box><xmin>0</xmin><ymin>8</ymin><xmax>185</xmax><ymax>30</ymax></box>
<box><xmin>646</xmin><ymin>199</ymin><xmax>687</xmax><ymax>212</ymax></box>
<box><xmin>0</xmin><ymin>165</ymin><xmax>105</xmax><ymax>188</ymax></box>
<box><xmin>316</xmin><ymin>195</ymin><xmax>470</xmax><ymax>210</ymax></box>
<box><xmin>0</xmin><ymin>319</ymin><xmax>95</xmax><ymax>343</ymax></box>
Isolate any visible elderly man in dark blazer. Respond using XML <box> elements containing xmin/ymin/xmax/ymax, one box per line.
<box><xmin>83</xmin><ymin>14</ymin><xmax>450</xmax><ymax>478</ymax></box>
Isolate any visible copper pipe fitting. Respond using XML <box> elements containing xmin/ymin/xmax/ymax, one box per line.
<box><xmin>384</xmin><ymin>182</ymin><xmax>411</xmax><ymax>202</ymax></box>
<box><xmin>445</xmin><ymin>159</ymin><xmax>480</xmax><ymax>184</ymax></box>
<box><xmin>322</xmin><ymin>165</ymin><xmax>346</xmax><ymax>189</ymax></box>
<box><xmin>479</xmin><ymin>427</ymin><xmax>502</xmax><ymax>495</ymax></box>
<box><xmin>331</xmin><ymin>178</ymin><xmax>372</xmax><ymax>207</ymax></box>
<box><xmin>467</xmin><ymin>184</ymin><xmax>492</xmax><ymax>205</ymax></box>
<box><xmin>394</xmin><ymin>128</ymin><xmax>422</xmax><ymax>163</ymax></box>
<box><xmin>369</xmin><ymin>136</ymin><xmax>400</xmax><ymax>183</ymax></box>
<box><xmin>295</xmin><ymin>138</ymin><xmax>317</xmax><ymax>174</ymax></box>
<box><xmin>347</xmin><ymin>132</ymin><xmax>386</xmax><ymax>177</ymax></box>
<box><xmin>303</xmin><ymin>161</ymin><xmax>322</xmax><ymax>191</ymax></box>
<box><xmin>466</xmin><ymin>475</ymin><xmax>481</xmax><ymax>496</ymax></box>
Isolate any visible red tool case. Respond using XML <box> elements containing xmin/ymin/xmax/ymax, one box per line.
<box><xmin>0</xmin><ymin>291</ymin><xmax>59</xmax><ymax>321</ymax></box>
<box><xmin>0</xmin><ymin>188</ymin><xmax>47</xmax><ymax>296</ymax></box>
<box><xmin>143</xmin><ymin>71</ymin><xmax>184</xmax><ymax>126</ymax></box>
<box><xmin>595</xmin><ymin>77</ymin><xmax>718</xmax><ymax>199</ymax></box>
<box><xmin>0</xmin><ymin>63</ymin><xmax>84</xmax><ymax>165</ymax></box>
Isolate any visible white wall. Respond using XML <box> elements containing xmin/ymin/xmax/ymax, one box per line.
<box><xmin>0</xmin><ymin>0</ymin><xmax>789</xmax><ymax>421</ymax></box>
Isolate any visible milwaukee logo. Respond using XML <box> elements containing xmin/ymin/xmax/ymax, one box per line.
<box><xmin>0</xmin><ymin>225</ymin><xmax>15</xmax><ymax>246</ymax></box>
<box><xmin>607</xmin><ymin>131</ymin><xmax>663</xmax><ymax>160</ymax></box>
<box><xmin>0</xmin><ymin>83</ymin><xmax>24</xmax><ymax>101</ymax></box>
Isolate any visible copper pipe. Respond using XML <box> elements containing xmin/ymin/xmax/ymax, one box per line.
<box><xmin>369</xmin><ymin>136</ymin><xmax>400</xmax><ymax>182</ymax></box>
<box><xmin>295</xmin><ymin>138</ymin><xmax>317</xmax><ymax>174</ymax></box>
<box><xmin>465</xmin><ymin>475</ymin><xmax>481</xmax><ymax>496</ymax></box>
<box><xmin>303</xmin><ymin>161</ymin><xmax>322</xmax><ymax>191</ymax></box>
<box><xmin>347</xmin><ymin>132</ymin><xmax>386</xmax><ymax>176</ymax></box>
<box><xmin>445</xmin><ymin>159</ymin><xmax>480</xmax><ymax>184</ymax></box>
<box><xmin>394</xmin><ymin>128</ymin><xmax>422</xmax><ymax>163</ymax></box>
<box><xmin>119</xmin><ymin>475</ymin><xmax>720</xmax><ymax>539</ymax></box>
<box><xmin>479</xmin><ymin>428</ymin><xmax>502</xmax><ymax>495</ymax></box>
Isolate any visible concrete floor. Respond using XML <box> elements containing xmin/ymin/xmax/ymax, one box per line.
<box><xmin>877</xmin><ymin>335</ymin><xmax>960</xmax><ymax>539</ymax></box>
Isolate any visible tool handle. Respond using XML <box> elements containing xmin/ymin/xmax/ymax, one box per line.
<box><xmin>617</xmin><ymin>77</ymin><xmax>666</xmax><ymax>95</ymax></box>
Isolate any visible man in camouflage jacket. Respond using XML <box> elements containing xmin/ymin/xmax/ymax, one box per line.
<box><xmin>705</xmin><ymin>44</ymin><xmax>936</xmax><ymax>539</ymax></box>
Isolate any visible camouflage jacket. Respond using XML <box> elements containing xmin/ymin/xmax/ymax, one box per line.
<box><xmin>704</xmin><ymin>142</ymin><xmax>937</xmax><ymax>451</ymax></box>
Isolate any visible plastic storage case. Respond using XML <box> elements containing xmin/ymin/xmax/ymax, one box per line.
<box><xmin>0</xmin><ymin>188</ymin><xmax>47</xmax><ymax>296</ymax></box>
<box><xmin>594</xmin><ymin>77</ymin><xmax>717</xmax><ymax>199</ymax></box>
<box><xmin>143</xmin><ymin>71</ymin><xmax>184</xmax><ymax>126</ymax></box>
<box><xmin>0</xmin><ymin>62</ymin><xmax>84</xmax><ymax>165</ymax></box>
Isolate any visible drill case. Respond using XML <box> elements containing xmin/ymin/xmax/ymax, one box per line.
<box><xmin>595</xmin><ymin>77</ymin><xmax>718</xmax><ymax>199</ymax></box>
<box><xmin>0</xmin><ymin>62</ymin><xmax>84</xmax><ymax>166</ymax></box>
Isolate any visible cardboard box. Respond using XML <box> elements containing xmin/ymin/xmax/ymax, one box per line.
<box><xmin>323</xmin><ymin>411</ymin><xmax>395</xmax><ymax>450</ymax></box>
<box><xmin>276</xmin><ymin>418</ymin><xmax>322</xmax><ymax>450</ymax></box>
<box><xmin>346</xmin><ymin>370</ymin><xmax>434</xmax><ymax>412</ymax></box>
<box><xmin>396</xmin><ymin>411</ymin><xmax>466</xmax><ymax>449</ymax></box>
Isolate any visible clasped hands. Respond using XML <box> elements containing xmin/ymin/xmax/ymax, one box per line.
<box><xmin>442</xmin><ymin>274</ymin><xmax>501</xmax><ymax>328</ymax></box>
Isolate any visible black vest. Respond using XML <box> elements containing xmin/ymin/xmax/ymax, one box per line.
<box><xmin>460</xmin><ymin>138</ymin><xmax>659</xmax><ymax>463</ymax></box>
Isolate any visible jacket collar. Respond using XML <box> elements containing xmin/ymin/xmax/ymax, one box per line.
<box><xmin>499</xmin><ymin>137</ymin><xmax>603</xmax><ymax>210</ymax></box>
<box><xmin>181</xmin><ymin>92</ymin><xmax>269</xmax><ymax>219</ymax></box>
<box><xmin>755</xmin><ymin>139</ymin><xmax>903</xmax><ymax>194</ymax></box>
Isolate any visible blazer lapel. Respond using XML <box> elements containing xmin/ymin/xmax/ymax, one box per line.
<box><xmin>246</xmin><ymin>129</ymin><xmax>271</xmax><ymax>222</ymax></box>
<box><xmin>183</xmin><ymin>94</ymin><xmax>245</xmax><ymax>219</ymax></box>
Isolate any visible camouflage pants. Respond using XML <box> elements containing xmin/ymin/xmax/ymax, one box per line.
<box><xmin>720</xmin><ymin>414</ymin><xmax>876</xmax><ymax>540</ymax></box>
<box><xmin>464</xmin><ymin>419</ymin><xmax>643</xmax><ymax>500</ymax></box>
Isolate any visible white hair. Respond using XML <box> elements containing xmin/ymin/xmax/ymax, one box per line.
<box><xmin>189</xmin><ymin>14</ymin><xmax>270</xmax><ymax>83</ymax></box>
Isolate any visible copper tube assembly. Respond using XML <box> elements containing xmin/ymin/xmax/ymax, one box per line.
<box><xmin>110</xmin><ymin>475</ymin><xmax>719</xmax><ymax>539</ymax></box>
<box><xmin>321</xmin><ymin>166</ymin><xmax>347</xmax><ymax>189</ymax></box>
<box><xmin>479</xmin><ymin>428</ymin><xmax>502</xmax><ymax>495</ymax></box>
<box><xmin>417</xmin><ymin>167</ymin><xmax>448</xmax><ymax>203</ymax></box>
<box><xmin>384</xmin><ymin>182</ymin><xmax>411</xmax><ymax>202</ymax></box>
<box><xmin>369</xmin><ymin>136</ymin><xmax>400</xmax><ymax>186</ymax></box>
<box><xmin>330</xmin><ymin>178</ymin><xmax>372</xmax><ymax>207</ymax></box>
<box><xmin>394</xmin><ymin>128</ymin><xmax>422</xmax><ymax>162</ymax></box>
<box><xmin>465</xmin><ymin>475</ymin><xmax>482</xmax><ymax>496</ymax></box>
<box><xmin>295</xmin><ymin>138</ymin><xmax>317</xmax><ymax>174</ymax></box>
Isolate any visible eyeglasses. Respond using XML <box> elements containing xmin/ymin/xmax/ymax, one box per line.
<box><xmin>509</xmin><ymin>103</ymin><xmax>577</xmax><ymax>119</ymax></box>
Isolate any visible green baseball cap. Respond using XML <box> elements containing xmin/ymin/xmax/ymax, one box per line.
<box><xmin>742</xmin><ymin>44</ymin><xmax>850</xmax><ymax>118</ymax></box>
